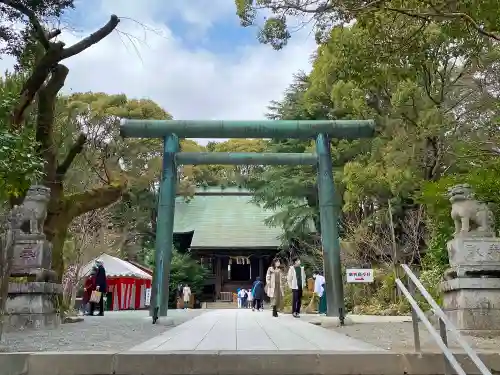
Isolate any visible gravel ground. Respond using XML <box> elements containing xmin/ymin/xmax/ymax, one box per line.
<box><xmin>332</xmin><ymin>322</ymin><xmax>500</xmax><ymax>352</ymax></box>
<box><xmin>1</xmin><ymin>309</ymin><xmax>205</xmax><ymax>352</ymax></box>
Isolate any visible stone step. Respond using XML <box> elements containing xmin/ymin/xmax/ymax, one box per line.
<box><xmin>2</xmin><ymin>351</ymin><xmax>499</xmax><ymax>375</ymax></box>
<box><xmin>206</xmin><ymin>301</ymin><xmax>238</xmax><ymax>309</ymax></box>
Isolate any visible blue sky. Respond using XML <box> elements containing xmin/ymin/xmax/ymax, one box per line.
<box><xmin>1</xmin><ymin>0</ymin><xmax>316</xmax><ymax>144</ymax></box>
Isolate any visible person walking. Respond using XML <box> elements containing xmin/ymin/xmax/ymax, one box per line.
<box><xmin>177</xmin><ymin>283</ymin><xmax>184</xmax><ymax>309</ymax></box>
<box><xmin>241</xmin><ymin>288</ymin><xmax>248</xmax><ymax>308</ymax></box>
<box><xmin>313</xmin><ymin>271</ymin><xmax>327</xmax><ymax>315</ymax></box>
<box><xmin>266</xmin><ymin>258</ymin><xmax>285</xmax><ymax>317</ymax></box>
<box><xmin>90</xmin><ymin>260</ymin><xmax>107</xmax><ymax>316</ymax></box>
<box><xmin>251</xmin><ymin>276</ymin><xmax>265</xmax><ymax>311</ymax></box>
<box><xmin>287</xmin><ymin>257</ymin><xmax>306</xmax><ymax>318</ymax></box>
<box><xmin>81</xmin><ymin>267</ymin><xmax>96</xmax><ymax>315</ymax></box>
<box><xmin>182</xmin><ymin>284</ymin><xmax>192</xmax><ymax>309</ymax></box>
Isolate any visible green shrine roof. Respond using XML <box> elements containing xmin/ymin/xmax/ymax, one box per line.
<box><xmin>174</xmin><ymin>187</ymin><xmax>283</xmax><ymax>249</ymax></box>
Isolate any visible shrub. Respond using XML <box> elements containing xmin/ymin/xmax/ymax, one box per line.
<box><xmin>344</xmin><ymin>266</ymin><xmax>412</xmax><ymax>316</ymax></box>
<box><xmin>282</xmin><ymin>286</ymin><xmax>314</xmax><ymax>313</ymax></box>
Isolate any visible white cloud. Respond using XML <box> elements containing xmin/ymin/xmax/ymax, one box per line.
<box><xmin>0</xmin><ymin>1</ymin><xmax>316</xmax><ymax>144</ymax></box>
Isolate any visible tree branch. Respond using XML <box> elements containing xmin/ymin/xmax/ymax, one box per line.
<box><xmin>61</xmin><ymin>15</ymin><xmax>120</xmax><ymax>59</ymax></box>
<box><xmin>68</xmin><ymin>183</ymin><xmax>126</xmax><ymax>218</ymax></box>
<box><xmin>56</xmin><ymin>133</ymin><xmax>87</xmax><ymax>181</ymax></box>
<box><xmin>11</xmin><ymin>15</ymin><xmax>120</xmax><ymax>128</ymax></box>
<box><xmin>47</xmin><ymin>29</ymin><xmax>61</xmax><ymax>40</ymax></box>
<box><xmin>12</xmin><ymin>41</ymin><xmax>65</xmax><ymax>127</ymax></box>
<box><xmin>381</xmin><ymin>7</ymin><xmax>500</xmax><ymax>41</ymax></box>
<box><xmin>271</xmin><ymin>1</ymin><xmax>500</xmax><ymax>41</ymax></box>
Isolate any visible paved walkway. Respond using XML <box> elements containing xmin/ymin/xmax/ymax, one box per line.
<box><xmin>129</xmin><ymin>309</ymin><xmax>384</xmax><ymax>351</ymax></box>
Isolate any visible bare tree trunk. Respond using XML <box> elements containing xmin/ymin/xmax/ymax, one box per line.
<box><xmin>69</xmin><ymin>257</ymin><xmax>84</xmax><ymax>311</ymax></box>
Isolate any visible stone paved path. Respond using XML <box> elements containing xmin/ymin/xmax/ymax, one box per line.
<box><xmin>129</xmin><ymin>309</ymin><xmax>384</xmax><ymax>351</ymax></box>
<box><xmin>2</xmin><ymin>309</ymin><xmax>204</xmax><ymax>352</ymax></box>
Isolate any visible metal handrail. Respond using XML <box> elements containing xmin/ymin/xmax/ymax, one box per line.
<box><xmin>397</xmin><ymin>264</ymin><xmax>491</xmax><ymax>375</ymax></box>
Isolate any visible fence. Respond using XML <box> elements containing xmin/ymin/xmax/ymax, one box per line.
<box><xmin>396</xmin><ymin>264</ymin><xmax>491</xmax><ymax>375</ymax></box>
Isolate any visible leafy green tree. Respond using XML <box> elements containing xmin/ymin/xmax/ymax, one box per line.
<box><xmin>248</xmin><ymin>72</ymin><xmax>370</xmax><ymax>241</ymax></box>
<box><xmin>246</xmin><ymin>73</ymin><xmax>319</xmax><ymax>240</ymax></box>
<box><xmin>0</xmin><ymin>72</ymin><xmax>43</xmax><ymax>199</ymax></box>
<box><xmin>237</xmin><ymin>0</ymin><xmax>500</xmax><ymax>310</ymax></box>
<box><xmin>189</xmin><ymin>139</ymin><xmax>268</xmax><ymax>187</ymax></box>
<box><xmin>40</xmin><ymin>92</ymin><xmax>171</xmax><ymax>279</ymax></box>
<box><xmin>168</xmin><ymin>251</ymin><xmax>208</xmax><ymax>306</ymax></box>
<box><xmin>234</xmin><ymin>0</ymin><xmax>500</xmax><ymax>50</ymax></box>
<box><xmin>253</xmin><ymin>11</ymin><xmax>500</xmax><ymax>271</ymax></box>
<box><xmin>143</xmin><ymin>248</ymin><xmax>208</xmax><ymax>307</ymax></box>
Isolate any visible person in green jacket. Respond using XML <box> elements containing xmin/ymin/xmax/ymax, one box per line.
<box><xmin>313</xmin><ymin>271</ymin><xmax>327</xmax><ymax>315</ymax></box>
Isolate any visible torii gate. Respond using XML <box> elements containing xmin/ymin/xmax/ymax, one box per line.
<box><xmin>119</xmin><ymin>119</ymin><xmax>375</xmax><ymax>323</ymax></box>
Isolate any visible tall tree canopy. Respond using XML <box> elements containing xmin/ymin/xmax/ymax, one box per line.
<box><xmin>236</xmin><ymin>5</ymin><xmax>500</xmax><ymax>281</ymax></box>
<box><xmin>235</xmin><ymin>0</ymin><xmax>500</xmax><ymax>50</ymax></box>
<box><xmin>43</xmin><ymin>92</ymin><xmax>170</xmax><ymax>278</ymax></box>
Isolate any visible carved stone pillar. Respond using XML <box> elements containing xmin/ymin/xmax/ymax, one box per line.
<box><xmin>441</xmin><ymin>184</ymin><xmax>500</xmax><ymax>336</ymax></box>
<box><xmin>7</xmin><ymin>185</ymin><xmax>62</xmax><ymax>332</ymax></box>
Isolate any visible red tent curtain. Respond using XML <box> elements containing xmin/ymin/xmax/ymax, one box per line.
<box><xmin>103</xmin><ymin>277</ymin><xmax>151</xmax><ymax>310</ymax></box>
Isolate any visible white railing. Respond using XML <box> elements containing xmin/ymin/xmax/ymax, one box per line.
<box><xmin>219</xmin><ymin>292</ymin><xmax>233</xmax><ymax>302</ymax></box>
<box><xmin>397</xmin><ymin>264</ymin><xmax>491</xmax><ymax>375</ymax></box>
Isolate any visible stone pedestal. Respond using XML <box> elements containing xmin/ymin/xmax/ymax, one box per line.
<box><xmin>7</xmin><ymin>233</ymin><xmax>61</xmax><ymax>331</ymax></box>
<box><xmin>441</xmin><ymin>237</ymin><xmax>500</xmax><ymax>337</ymax></box>
<box><xmin>10</xmin><ymin>234</ymin><xmax>54</xmax><ymax>279</ymax></box>
<box><xmin>5</xmin><ymin>282</ymin><xmax>62</xmax><ymax>332</ymax></box>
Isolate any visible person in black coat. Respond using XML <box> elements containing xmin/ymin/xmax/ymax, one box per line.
<box><xmin>251</xmin><ymin>276</ymin><xmax>265</xmax><ymax>311</ymax></box>
<box><xmin>90</xmin><ymin>260</ymin><xmax>107</xmax><ymax>316</ymax></box>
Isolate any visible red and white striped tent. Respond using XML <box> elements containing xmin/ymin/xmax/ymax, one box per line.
<box><xmin>79</xmin><ymin>253</ymin><xmax>152</xmax><ymax>310</ymax></box>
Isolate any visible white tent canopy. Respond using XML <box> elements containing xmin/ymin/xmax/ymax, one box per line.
<box><xmin>79</xmin><ymin>253</ymin><xmax>152</xmax><ymax>280</ymax></box>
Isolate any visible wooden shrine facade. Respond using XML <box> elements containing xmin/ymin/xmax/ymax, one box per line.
<box><xmin>173</xmin><ymin>187</ymin><xmax>283</xmax><ymax>302</ymax></box>
<box><xmin>192</xmin><ymin>249</ymin><xmax>278</xmax><ymax>301</ymax></box>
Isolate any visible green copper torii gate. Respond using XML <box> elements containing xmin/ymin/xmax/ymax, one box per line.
<box><xmin>120</xmin><ymin>119</ymin><xmax>375</xmax><ymax>322</ymax></box>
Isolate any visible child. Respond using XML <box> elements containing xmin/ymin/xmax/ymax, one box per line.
<box><xmin>247</xmin><ymin>288</ymin><xmax>253</xmax><ymax>308</ymax></box>
<box><xmin>237</xmin><ymin>288</ymin><xmax>243</xmax><ymax>308</ymax></box>
<box><xmin>241</xmin><ymin>288</ymin><xmax>248</xmax><ymax>308</ymax></box>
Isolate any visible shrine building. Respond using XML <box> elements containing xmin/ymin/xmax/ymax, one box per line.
<box><xmin>173</xmin><ymin>186</ymin><xmax>283</xmax><ymax>302</ymax></box>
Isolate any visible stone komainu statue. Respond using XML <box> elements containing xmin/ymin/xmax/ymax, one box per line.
<box><xmin>10</xmin><ymin>185</ymin><xmax>57</xmax><ymax>282</ymax></box>
<box><xmin>448</xmin><ymin>184</ymin><xmax>495</xmax><ymax>237</ymax></box>
<box><xmin>15</xmin><ymin>185</ymin><xmax>51</xmax><ymax>235</ymax></box>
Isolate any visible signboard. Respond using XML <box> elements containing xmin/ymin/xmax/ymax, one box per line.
<box><xmin>346</xmin><ymin>268</ymin><xmax>374</xmax><ymax>283</ymax></box>
<box><xmin>145</xmin><ymin>288</ymin><xmax>151</xmax><ymax>306</ymax></box>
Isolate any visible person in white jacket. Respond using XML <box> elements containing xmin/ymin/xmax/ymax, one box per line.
<box><xmin>287</xmin><ymin>257</ymin><xmax>306</xmax><ymax>317</ymax></box>
<box><xmin>313</xmin><ymin>271</ymin><xmax>327</xmax><ymax>315</ymax></box>
<box><xmin>182</xmin><ymin>284</ymin><xmax>191</xmax><ymax>309</ymax></box>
